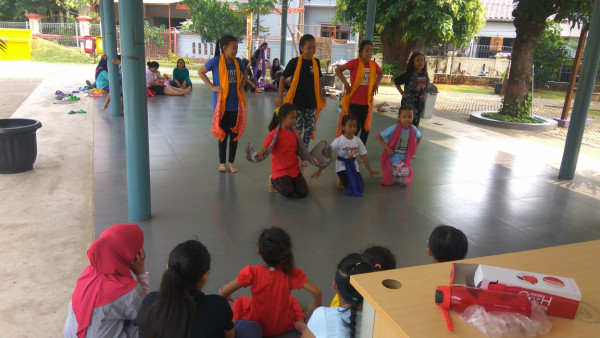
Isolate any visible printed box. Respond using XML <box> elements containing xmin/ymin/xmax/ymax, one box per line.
<box><xmin>450</xmin><ymin>263</ymin><xmax>581</xmax><ymax>318</ymax></box>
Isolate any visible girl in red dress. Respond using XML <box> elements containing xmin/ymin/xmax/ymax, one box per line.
<box><xmin>219</xmin><ymin>227</ymin><xmax>322</xmax><ymax>336</ymax></box>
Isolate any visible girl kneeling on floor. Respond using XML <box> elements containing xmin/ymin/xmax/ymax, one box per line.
<box><xmin>376</xmin><ymin>105</ymin><xmax>422</xmax><ymax>186</ymax></box>
<box><xmin>311</xmin><ymin>114</ymin><xmax>378</xmax><ymax>197</ymax></box>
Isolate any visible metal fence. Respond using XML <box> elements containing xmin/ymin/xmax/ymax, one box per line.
<box><xmin>0</xmin><ymin>21</ymin><xmax>28</xmax><ymax>29</ymax></box>
<box><xmin>90</xmin><ymin>24</ymin><xmax>101</xmax><ymax>38</ymax></box>
<box><xmin>36</xmin><ymin>22</ymin><xmax>79</xmax><ymax>47</ymax></box>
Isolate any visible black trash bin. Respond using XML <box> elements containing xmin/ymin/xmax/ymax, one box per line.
<box><xmin>0</xmin><ymin>118</ymin><xmax>42</xmax><ymax>174</ymax></box>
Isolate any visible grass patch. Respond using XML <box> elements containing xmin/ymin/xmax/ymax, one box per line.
<box><xmin>533</xmin><ymin>90</ymin><xmax>567</xmax><ymax>100</ymax></box>
<box><xmin>588</xmin><ymin>109</ymin><xmax>600</xmax><ymax>117</ymax></box>
<box><xmin>482</xmin><ymin>112</ymin><xmax>546</xmax><ymax>123</ymax></box>
<box><xmin>31</xmin><ymin>38</ymin><xmax>95</xmax><ymax>64</ymax></box>
<box><xmin>435</xmin><ymin>84</ymin><xmax>496</xmax><ymax>95</ymax></box>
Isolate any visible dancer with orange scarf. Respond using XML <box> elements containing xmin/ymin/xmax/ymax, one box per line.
<box><xmin>63</xmin><ymin>224</ymin><xmax>149</xmax><ymax>338</ymax></box>
<box><xmin>199</xmin><ymin>35</ymin><xmax>247</xmax><ymax>173</ymax></box>
<box><xmin>275</xmin><ymin>34</ymin><xmax>325</xmax><ymax>166</ymax></box>
<box><xmin>334</xmin><ymin>40</ymin><xmax>383</xmax><ymax>145</ymax></box>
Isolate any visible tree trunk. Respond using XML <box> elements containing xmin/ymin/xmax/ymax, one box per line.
<box><xmin>501</xmin><ymin>15</ymin><xmax>546</xmax><ymax>117</ymax></box>
<box><xmin>381</xmin><ymin>23</ymin><xmax>414</xmax><ymax>70</ymax></box>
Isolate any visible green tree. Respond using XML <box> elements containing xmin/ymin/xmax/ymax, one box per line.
<box><xmin>534</xmin><ymin>20</ymin><xmax>569</xmax><ymax>88</ymax></box>
<box><xmin>501</xmin><ymin>0</ymin><xmax>593</xmax><ymax>118</ymax></box>
<box><xmin>236</xmin><ymin>0</ymin><xmax>278</xmax><ymax>41</ymax></box>
<box><xmin>335</xmin><ymin>0</ymin><xmax>486</xmax><ymax>67</ymax></box>
<box><xmin>184</xmin><ymin>0</ymin><xmax>246</xmax><ymax>43</ymax></box>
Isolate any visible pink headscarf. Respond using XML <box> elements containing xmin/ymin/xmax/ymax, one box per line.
<box><xmin>380</xmin><ymin>123</ymin><xmax>416</xmax><ymax>186</ymax></box>
<box><xmin>71</xmin><ymin>224</ymin><xmax>144</xmax><ymax>338</ymax></box>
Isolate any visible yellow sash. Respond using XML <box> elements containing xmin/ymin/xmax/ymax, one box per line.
<box><xmin>283</xmin><ymin>57</ymin><xmax>325</xmax><ymax>139</ymax></box>
<box><xmin>337</xmin><ymin>59</ymin><xmax>376</xmax><ymax>137</ymax></box>
<box><xmin>211</xmin><ymin>55</ymin><xmax>247</xmax><ymax>141</ymax></box>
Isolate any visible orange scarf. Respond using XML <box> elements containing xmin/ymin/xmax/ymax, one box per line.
<box><xmin>336</xmin><ymin>59</ymin><xmax>376</xmax><ymax>137</ymax></box>
<box><xmin>211</xmin><ymin>54</ymin><xmax>247</xmax><ymax>141</ymax></box>
<box><xmin>283</xmin><ymin>57</ymin><xmax>325</xmax><ymax>139</ymax></box>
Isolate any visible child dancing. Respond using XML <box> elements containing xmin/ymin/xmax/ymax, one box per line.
<box><xmin>376</xmin><ymin>105</ymin><xmax>422</xmax><ymax>186</ymax></box>
<box><xmin>311</xmin><ymin>115</ymin><xmax>378</xmax><ymax>197</ymax></box>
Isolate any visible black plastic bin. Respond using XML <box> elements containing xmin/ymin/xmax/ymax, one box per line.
<box><xmin>0</xmin><ymin>118</ymin><xmax>42</xmax><ymax>174</ymax></box>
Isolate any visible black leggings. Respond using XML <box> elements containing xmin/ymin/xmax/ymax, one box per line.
<box><xmin>272</xmin><ymin>174</ymin><xmax>308</xmax><ymax>198</ymax></box>
<box><xmin>349</xmin><ymin>104</ymin><xmax>370</xmax><ymax>145</ymax></box>
<box><xmin>337</xmin><ymin>170</ymin><xmax>364</xmax><ymax>188</ymax></box>
<box><xmin>218</xmin><ymin>111</ymin><xmax>238</xmax><ymax>164</ymax></box>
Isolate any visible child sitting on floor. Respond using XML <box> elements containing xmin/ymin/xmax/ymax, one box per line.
<box><xmin>376</xmin><ymin>105</ymin><xmax>422</xmax><ymax>186</ymax></box>
<box><xmin>311</xmin><ymin>114</ymin><xmax>378</xmax><ymax>197</ymax></box>
<box><xmin>428</xmin><ymin>224</ymin><xmax>469</xmax><ymax>262</ymax></box>
<box><xmin>302</xmin><ymin>253</ymin><xmax>375</xmax><ymax>338</ymax></box>
<box><xmin>219</xmin><ymin>227</ymin><xmax>322</xmax><ymax>336</ymax></box>
<box><xmin>330</xmin><ymin>245</ymin><xmax>396</xmax><ymax>307</ymax></box>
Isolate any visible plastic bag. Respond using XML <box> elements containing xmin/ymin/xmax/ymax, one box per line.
<box><xmin>458</xmin><ymin>301</ymin><xmax>552</xmax><ymax>337</ymax></box>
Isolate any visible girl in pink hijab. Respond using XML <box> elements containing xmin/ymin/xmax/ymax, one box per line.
<box><xmin>63</xmin><ymin>224</ymin><xmax>149</xmax><ymax>338</ymax></box>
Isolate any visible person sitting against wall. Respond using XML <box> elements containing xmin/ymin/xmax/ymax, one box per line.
<box><xmin>146</xmin><ymin>61</ymin><xmax>191</xmax><ymax>96</ymax></box>
<box><xmin>171</xmin><ymin>58</ymin><xmax>192</xmax><ymax>90</ymax></box>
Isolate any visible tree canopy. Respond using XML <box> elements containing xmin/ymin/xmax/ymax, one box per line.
<box><xmin>183</xmin><ymin>0</ymin><xmax>246</xmax><ymax>43</ymax></box>
<box><xmin>500</xmin><ymin>0</ymin><xmax>593</xmax><ymax>117</ymax></box>
<box><xmin>534</xmin><ymin>20</ymin><xmax>569</xmax><ymax>88</ymax></box>
<box><xmin>335</xmin><ymin>0</ymin><xmax>486</xmax><ymax>66</ymax></box>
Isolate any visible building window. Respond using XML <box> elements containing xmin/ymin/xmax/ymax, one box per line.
<box><xmin>320</xmin><ymin>24</ymin><xmax>350</xmax><ymax>40</ymax></box>
<box><xmin>210</xmin><ymin>43</ymin><xmax>213</xmax><ymax>55</ymax></box>
<box><xmin>204</xmin><ymin>43</ymin><xmax>207</xmax><ymax>55</ymax></box>
<box><xmin>192</xmin><ymin>42</ymin><xmax>196</xmax><ymax>54</ymax></box>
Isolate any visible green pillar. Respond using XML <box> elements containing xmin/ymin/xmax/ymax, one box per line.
<box><xmin>559</xmin><ymin>0</ymin><xmax>600</xmax><ymax>179</ymax></box>
<box><xmin>99</xmin><ymin>2</ymin><xmax>107</xmax><ymax>53</ymax></box>
<box><xmin>280</xmin><ymin>0</ymin><xmax>288</xmax><ymax>63</ymax></box>
<box><xmin>365</xmin><ymin>0</ymin><xmax>377</xmax><ymax>40</ymax></box>
<box><xmin>102</xmin><ymin>0</ymin><xmax>122</xmax><ymax>115</ymax></box>
<box><xmin>118</xmin><ymin>0</ymin><xmax>152</xmax><ymax>221</ymax></box>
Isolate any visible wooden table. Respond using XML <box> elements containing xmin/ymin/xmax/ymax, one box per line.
<box><xmin>351</xmin><ymin>240</ymin><xmax>600</xmax><ymax>337</ymax></box>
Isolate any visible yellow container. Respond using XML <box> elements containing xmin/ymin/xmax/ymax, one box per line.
<box><xmin>0</xmin><ymin>28</ymin><xmax>32</xmax><ymax>60</ymax></box>
<box><xmin>96</xmin><ymin>36</ymin><xmax>103</xmax><ymax>54</ymax></box>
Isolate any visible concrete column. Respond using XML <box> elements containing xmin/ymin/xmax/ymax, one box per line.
<box><xmin>25</xmin><ymin>13</ymin><xmax>42</xmax><ymax>34</ymax></box>
<box><xmin>559</xmin><ymin>0</ymin><xmax>600</xmax><ymax>179</ymax></box>
<box><xmin>101</xmin><ymin>0</ymin><xmax>121</xmax><ymax>115</ymax></box>
<box><xmin>76</xmin><ymin>16</ymin><xmax>91</xmax><ymax>36</ymax></box>
<box><xmin>117</xmin><ymin>0</ymin><xmax>152</xmax><ymax>221</ymax></box>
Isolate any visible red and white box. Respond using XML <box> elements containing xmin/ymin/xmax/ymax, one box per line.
<box><xmin>450</xmin><ymin>263</ymin><xmax>581</xmax><ymax>318</ymax></box>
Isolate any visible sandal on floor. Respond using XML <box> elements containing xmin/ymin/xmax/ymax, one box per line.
<box><xmin>77</xmin><ymin>109</ymin><xmax>87</xmax><ymax>114</ymax></box>
<box><xmin>68</xmin><ymin>110</ymin><xmax>77</xmax><ymax>114</ymax></box>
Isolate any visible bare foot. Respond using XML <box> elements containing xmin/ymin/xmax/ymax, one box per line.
<box><xmin>294</xmin><ymin>320</ymin><xmax>307</xmax><ymax>333</ymax></box>
<box><xmin>268</xmin><ymin>175</ymin><xmax>277</xmax><ymax>193</ymax></box>
<box><xmin>336</xmin><ymin>177</ymin><xmax>344</xmax><ymax>189</ymax></box>
<box><xmin>412</xmin><ymin>155</ymin><xmax>417</xmax><ymax>159</ymax></box>
<box><xmin>300</xmin><ymin>160</ymin><xmax>308</xmax><ymax>167</ymax></box>
<box><xmin>219</xmin><ymin>164</ymin><xmax>226</xmax><ymax>172</ymax></box>
<box><xmin>228</xmin><ymin>162</ymin><xmax>239</xmax><ymax>173</ymax></box>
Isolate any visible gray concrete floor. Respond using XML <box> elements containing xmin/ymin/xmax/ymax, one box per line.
<box><xmin>1</xmin><ymin>61</ymin><xmax>600</xmax><ymax>337</ymax></box>
<box><xmin>94</xmin><ymin>81</ymin><xmax>600</xmax><ymax>336</ymax></box>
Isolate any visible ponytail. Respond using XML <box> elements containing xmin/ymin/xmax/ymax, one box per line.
<box><xmin>268</xmin><ymin>103</ymin><xmax>296</xmax><ymax>131</ymax></box>
<box><xmin>335</xmin><ymin>253</ymin><xmax>375</xmax><ymax>338</ymax></box>
<box><xmin>142</xmin><ymin>240</ymin><xmax>211</xmax><ymax>338</ymax></box>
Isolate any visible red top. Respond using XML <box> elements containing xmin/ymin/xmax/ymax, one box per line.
<box><xmin>236</xmin><ymin>266</ymin><xmax>307</xmax><ymax>336</ymax></box>
<box><xmin>263</xmin><ymin>128</ymin><xmax>301</xmax><ymax>179</ymax></box>
<box><xmin>345</xmin><ymin>58</ymin><xmax>382</xmax><ymax>106</ymax></box>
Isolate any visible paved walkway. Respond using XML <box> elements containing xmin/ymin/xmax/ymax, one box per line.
<box><xmin>374</xmin><ymin>87</ymin><xmax>600</xmax><ymax>150</ymax></box>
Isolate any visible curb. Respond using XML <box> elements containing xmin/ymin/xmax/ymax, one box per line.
<box><xmin>469</xmin><ymin>111</ymin><xmax>557</xmax><ymax>131</ymax></box>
